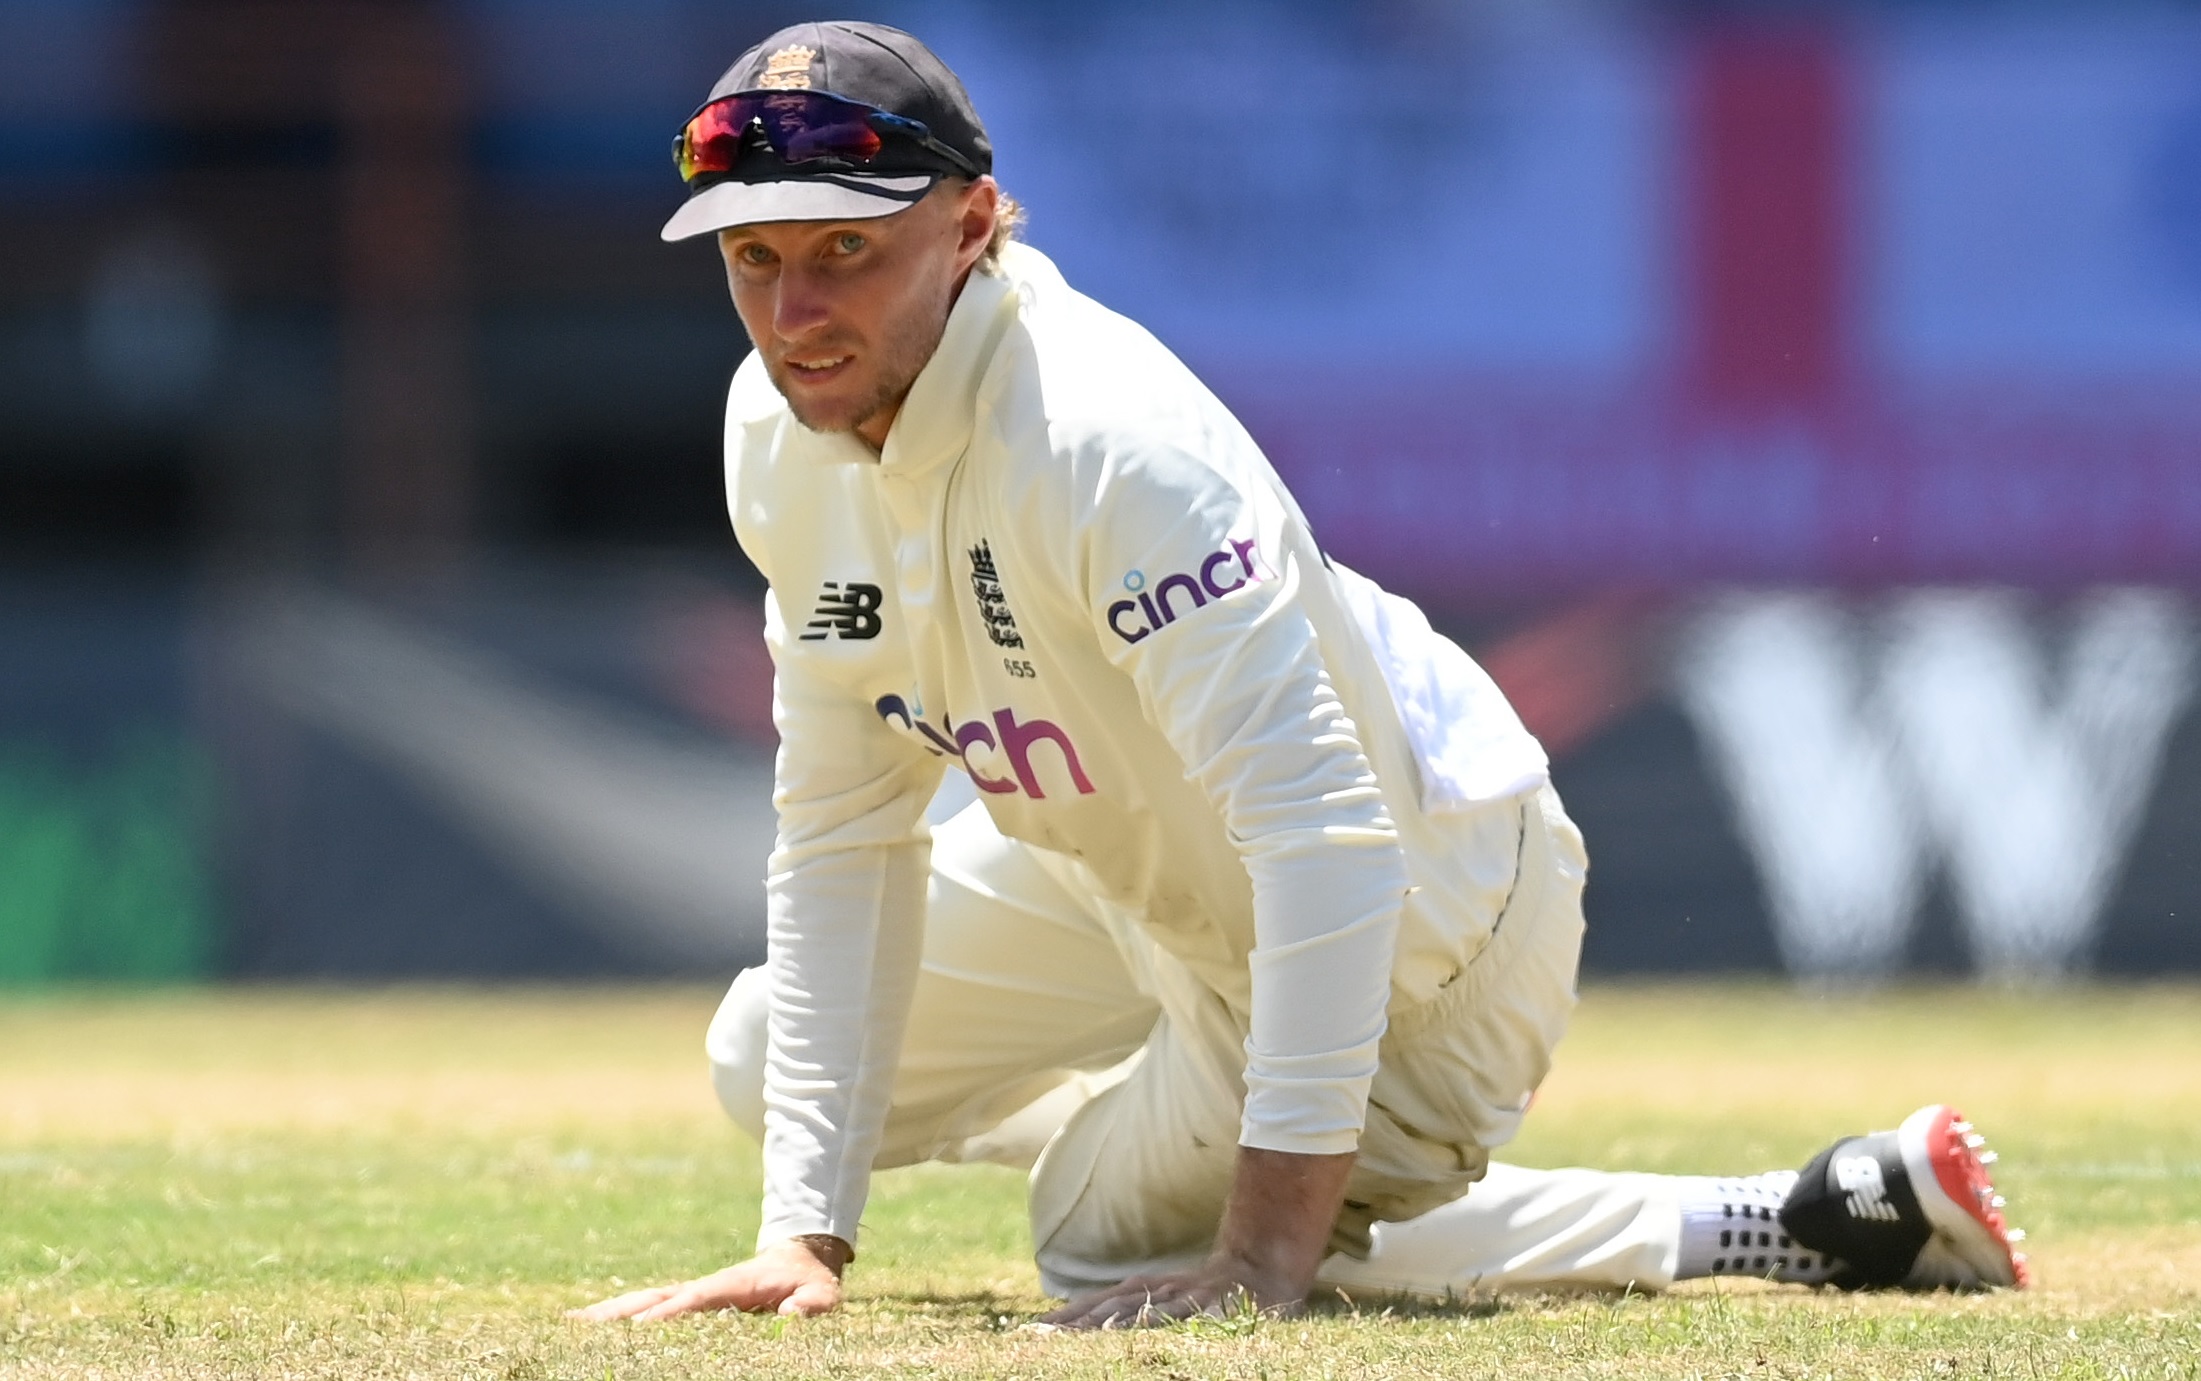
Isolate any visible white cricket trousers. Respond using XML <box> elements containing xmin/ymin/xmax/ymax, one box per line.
<box><xmin>707</xmin><ymin>788</ymin><xmax>1685</xmax><ymax>1300</ymax></box>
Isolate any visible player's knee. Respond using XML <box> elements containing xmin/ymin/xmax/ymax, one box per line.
<box><xmin>705</xmin><ymin>965</ymin><xmax>770</xmax><ymax>1142</ymax></box>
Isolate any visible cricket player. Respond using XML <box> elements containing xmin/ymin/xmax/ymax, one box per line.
<box><xmin>579</xmin><ymin>22</ymin><xmax>2025</xmax><ymax>1327</ymax></box>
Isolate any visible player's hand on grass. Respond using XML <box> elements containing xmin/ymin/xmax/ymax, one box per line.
<box><xmin>568</xmin><ymin>1235</ymin><xmax>849</xmax><ymax>1321</ymax></box>
<box><xmin>1037</xmin><ymin>1254</ymin><xmax>1307</xmax><ymax>1330</ymax></box>
<box><xmin>1038</xmin><ymin>1145</ymin><xmax>1347</xmax><ymax>1329</ymax></box>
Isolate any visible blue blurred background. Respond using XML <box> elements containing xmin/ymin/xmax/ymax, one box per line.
<box><xmin>1</xmin><ymin>0</ymin><xmax>2195</xmax><ymax>986</ymax></box>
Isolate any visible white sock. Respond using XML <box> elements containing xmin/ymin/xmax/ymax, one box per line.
<box><xmin>1673</xmin><ymin>1172</ymin><xmax>1844</xmax><ymax>1284</ymax></box>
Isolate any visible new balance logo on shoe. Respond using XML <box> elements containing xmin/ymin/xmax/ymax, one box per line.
<box><xmin>1835</xmin><ymin>1154</ymin><xmax>1902</xmax><ymax>1223</ymax></box>
<box><xmin>1778</xmin><ymin>1108</ymin><xmax>2025</xmax><ymax>1291</ymax></box>
<box><xmin>800</xmin><ymin>582</ymin><xmax>884</xmax><ymax>641</ymax></box>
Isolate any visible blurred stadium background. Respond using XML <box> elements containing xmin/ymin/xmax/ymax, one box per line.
<box><xmin>1</xmin><ymin>0</ymin><xmax>2195</xmax><ymax>989</ymax></box>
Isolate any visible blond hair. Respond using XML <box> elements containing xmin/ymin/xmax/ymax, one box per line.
<box><xmin>981</xmin><ymin>190</ymin><xmax>1026</xmax><ymax>272</ymax></box>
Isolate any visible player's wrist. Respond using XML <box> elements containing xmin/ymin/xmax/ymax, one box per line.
<box><xmin>1205</xmin><ymin>1246</ymin><xmax>1316</xmax><ymax>1308</ymax></box>
<box><xmin>1210</xmin><ymin>1221</ymin><xmax>1327</xmax><ymax>1295</ymax></box>
<box><xmin>1209</xmin><ymin>1214</ymin><xmax>1327</xmax><ymax>1304</ymax></box>
<box><xmin>1209</xmin><ymin>1145</ymin><xmax>1355</xmax><ymax>1302</ymax></box>
<box><xmin>778</xmin><ymin>1233</ymin><xmax>855</xmax><ymax>1278</ymax></box>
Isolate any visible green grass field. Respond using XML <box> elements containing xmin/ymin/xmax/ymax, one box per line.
<box><xmin>3</xmin><ymin>985</ymin><xmax>2198</xmax><ymax>1379</ymax></box>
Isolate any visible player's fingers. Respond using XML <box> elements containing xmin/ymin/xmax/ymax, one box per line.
<box><xmin>777</xmin><ymin>1280</ymin><xmax>840</xmax><ymax>1317</ymax></box>
<box><xmin>1040</xmin><ymin>1288</ymin><xmax>1132</xmax><ymax>1329</ymax></box>
<box><xmin>634</xmin><ymin>1286</ymin><xmax>718</xmax><ymax>1321</ymax></box>
<box><xmin>1061</xmin><ymin>1284</ymin><xmax>1176</xmax><ymax>1330</ymax></box>
<box><xmin>1035</xmin><ymin>1296</ymin><xmax>1094</xmax><ymax>1326</ymax></box>
<box><xmin>1037</xmin><ymin>1297</ymin><xmax>1103</xmax><ymax>1328</ymax></box>
<box><xmin>570</xmin><ymin>1288</ymin><xmax>676</xmax><ymax>1321</ymax></box>
<box><xmin>1104</xmin><ymin>1291</ymin><xmax>1186</xmax><ymax>1330</ymax></box>
<box><xmin>1039</xmin><ymin>1277</ymin><xmax>1160</xmax><ymax>1327</ymax></box>
<box><xmin>567</xmin><ymin>1286</ymin><xmax>679</xmax><ymax>1321</ymax></box>
<box><xmin>1134</xmin><ymin>1289</ymin><xmax>1207</xmax><ymax>1328</ymax></box>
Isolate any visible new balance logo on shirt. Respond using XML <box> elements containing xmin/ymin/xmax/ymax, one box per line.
<box><xmin>1835</xmin><ymin>1154</ymin><xmax>1902</xmax><ymax>1223</ymax></box>
<box><xmin>800</xmin><ymin>582</ymin><xmax>884</xmax><ymax>641</ymax></box>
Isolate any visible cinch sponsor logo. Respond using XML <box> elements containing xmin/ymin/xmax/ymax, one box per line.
<box><xmin>1107</xmin><ymin>538</ymin><xmax>1263</xmax><ymax>645</ymax></box>
<box><xmin>875</xmin><ymin>695</ymin><xmax>1096</xmax><ymax>800</ymax></box>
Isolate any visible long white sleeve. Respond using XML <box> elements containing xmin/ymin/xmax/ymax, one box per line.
<box><xmin>1064</xmin><ymin>442</ymin><xmax>1410</xmax><ymax>1155</ymax></box>
<box><xmin>753</xmin><ymin>588</ymin><xmax>943</xmax><ymax>1248</ymax></box>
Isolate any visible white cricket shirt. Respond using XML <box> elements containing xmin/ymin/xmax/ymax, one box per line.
<box><xmin>728</xmin><ymin>243</ymin><xmax>1550</xmax><ymax>1249</ymax></box>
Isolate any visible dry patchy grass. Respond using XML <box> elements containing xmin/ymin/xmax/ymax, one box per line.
<box><xmin>2</xmin><ymin>983</ymin><xmax>2197</xmax><ymax>1379</ymax></box>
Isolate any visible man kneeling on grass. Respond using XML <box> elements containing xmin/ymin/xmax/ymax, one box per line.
<box><xmin>577</xmin><ymin>21</ymin><xmax>2026</xmax><ymax>1328</ymax></box>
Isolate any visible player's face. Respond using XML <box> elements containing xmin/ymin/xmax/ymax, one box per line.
<box><xmin>719</xmin><ymin>179</ymin><xmax>998</xmax><ymax>449</ymax></box>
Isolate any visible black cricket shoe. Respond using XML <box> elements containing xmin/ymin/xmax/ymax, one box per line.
<box><xmin>1778</xmin><ymin>1103</ymin><xmax>2029</xmax><ymax>1291</ymax></box>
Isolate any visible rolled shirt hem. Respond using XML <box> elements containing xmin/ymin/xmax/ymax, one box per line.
<box><xmin>1237</xmin><ymin>1126</ymin><xmax>1364</xmax><ymax>1158</ymax></box>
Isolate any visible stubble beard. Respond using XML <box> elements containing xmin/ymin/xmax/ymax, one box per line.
<box><xmin>772</xmin><ymin>302</ymin><xmax>951</xmax><ymax>439</ymax></box>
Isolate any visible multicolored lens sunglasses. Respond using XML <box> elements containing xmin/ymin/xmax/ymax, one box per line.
<box><xmin>672</xmin><ymin>90</ymin><xmax>979</xmax><ymax>183</ymax></box>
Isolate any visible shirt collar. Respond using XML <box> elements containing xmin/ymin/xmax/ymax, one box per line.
<box><xmin>874</xmin><ymin>262</ymin><xmax>1017</xmax><ymax>478</ymax></box>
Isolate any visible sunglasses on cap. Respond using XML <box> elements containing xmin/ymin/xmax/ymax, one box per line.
<box><xmin>673</xmin><ymin>90</ymin><xmax>980</xmax><ymax>183</ymax></box>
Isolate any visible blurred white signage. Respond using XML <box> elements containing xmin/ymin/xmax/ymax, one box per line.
<box><xmin>1677</xmin><ymin>589</ymin><xmax>2195</xmax><ymax>980</ymax></box>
